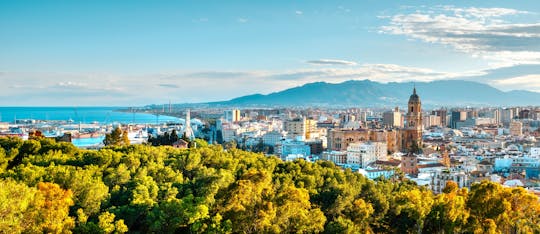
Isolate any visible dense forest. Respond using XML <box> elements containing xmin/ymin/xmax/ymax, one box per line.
<box><xmin>0</xmin><ymin>136</ymin><xmax>539</xmax><ymax>233</ymax></box>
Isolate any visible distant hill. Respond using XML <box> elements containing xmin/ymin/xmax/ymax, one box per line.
<box><xmin>209</xmin><ymin>79</ymin><xmax>540</xmax><ymax>108</ymax></box>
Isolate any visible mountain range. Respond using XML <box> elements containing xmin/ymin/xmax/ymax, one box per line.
<box><xmin>208</xmin><ymin>79</ymin><xmax>540</xmax><ymax>108</ymax></box>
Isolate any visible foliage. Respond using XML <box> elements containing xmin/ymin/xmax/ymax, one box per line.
<box><xmin>0</xmin><ymin>136</ymin><xmax>539</xmax><ymax>233</ymax></box>
<box><xmin>103</xmin><ymin>127</ymin><xmax>130</xmax><ymax>146</ymax></box>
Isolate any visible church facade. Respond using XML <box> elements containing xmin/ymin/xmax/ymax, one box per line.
<box><xmin>326</xmin><ymin>87</ymin><xmax>424</xmax><ymax>154</ymax></box>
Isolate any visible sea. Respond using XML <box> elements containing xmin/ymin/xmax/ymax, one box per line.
<box><xmin>0</xmin><ymin>107</ymin><xmax>179</xmax><ymax>124</ymax></box>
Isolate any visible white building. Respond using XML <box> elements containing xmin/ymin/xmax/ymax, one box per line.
<box><xmin>221</xmin><ymin>124</ymin><xmax>240</xmax><ymax>142</ymax></box>
<box><xmin>423</xmin><ymin>115</ymin><xmax>442</xmax><ymax>128</ymax></box>
<box><xmin>322</xmin><ymin>151</ymin><xmax>347</xmax><ymax>165</ymax></box>
<box><xmin>430</xmin><ymin>171</ymin><xmax>470</xmax><ymax>194</ymax></box>
<box><xmin>346</xmin><ymin>142</ymin><xmax>387</xmax><ymax>168</ymax></box>
<box><xmin>530</xmin><ymin>147</ymin><xmax>540</xmax><ymax>159</ymax></box>
<box><xmin>262</xmin><ymin>131</ymin><xmax>285</xmax><ymax>146</ymax></box>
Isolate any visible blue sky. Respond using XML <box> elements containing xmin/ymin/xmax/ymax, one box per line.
<box><xmin>1</xmin><ymin>0</ymin><xmax>539</xmax><ymax>106</ymax></box>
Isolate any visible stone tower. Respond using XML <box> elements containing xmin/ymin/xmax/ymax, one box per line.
<box><xmin>402</xmin><ymin>87</ymin><xmax>423</xmax><ymax>152</ymax></box>
<box><xmin>401</xmin><ymin>152</ymin><xmax>419</xmax><ymax>175</ymax></box>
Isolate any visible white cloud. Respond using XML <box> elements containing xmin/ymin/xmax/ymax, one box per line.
<box><xmin>237</xmin><ymin>18</ymin><xmax>248</xmax><ymax>23</ymax></box>
<box><xmin>295</xmin><ymin>10</ymin><xmax>303</xmax><ymax>15</ymax></box>
<box><xmin>57</xmin><ymin>81</ymin><xmax>88</xmax><ymax>87</ymax></box>
<box><xmin>491</xmin><ymin>74</ymin><xmax>540</xmax><ymax>91</ymax></box>
<box><xmin>380</xmin><ymin>6</ymin><xmax>540</xmax><ymax>68</ymax></box>
<box><xmin>307</xmin><ymin>59</ymin><xmax>357</xmax><ymax>66</ymax></box>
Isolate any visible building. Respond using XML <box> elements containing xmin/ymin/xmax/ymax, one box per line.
<box><xmin>262</xmin><ymin>131</ymin><xmax>285</xmax><ymax>146</ymax></box>
<box><xmin>431</xmin><ymin>109</ymin><xmax>448</xmax><ymax>127</ymax></box>
<box><xmin>327</xmin><ymin>128</ymin><xmax>399</xmax><ymax>153</ymax></box>
<box><xmin>451</xmin><ymin>111</ymin><xmax>467</xmax><ymax>129</ymax></box>
<box><xmin>322</xmin><ymin>151</ymin><xmax>347</xmax><ymax>165</ymax></box>
<box><xmin>284</xmin><ymin>117</ymin><xmax>317</xmax><ymax>140</ymax></box>
<box><xmin>501</xmin><ymin>108</ymin><xmax>515</xmax><ymax>126</ymax></box>
<box><xmin>276</xmin><ymin>140</ymin><xmax>311</xmax><ymax>160</ymax></box>
<box><xmin>530</xmin><ymin>147</ymin><xmax>540</xmax><ymax>158</ymax></box>
<box><xmin>172</xmin><ymin>139</ymin><xmax>189</xmax><ymax>149</ymax></box>
<box><xmin>224</xmin><ymin>109</ymin><xmax>241</xmax><ymax>123</ymax></box>
<box><xmin>383</xmin><ymin>107</ymin><xmax>403</xmax><ymax>128</ymax></box>
<box><xmin>519</xmin><ymin>109</ymin><xmax>531</xmax><ymax>119</ymax></box>
<box><xmin>402</xmin><ymin>87</ymin><xmax>423</xmax><ymax>152</ymax></box>
<box><xmin>423</xmin><ymin>114</ymin><xmax>442</xmax><ymax>128</ymax></box>
<box><xmin>431</xmin><ymin>171</ymin><xmax>471</xmax><ymax>194</ymax></box>
<box><xmin>0</xmin><ymin>122</ymin><xmax>9</xmax><ymax>131</ymax></box>
<box><xmin>221</xmin><ymin>124</ymin><xmax>239</xmax><ymax>142</ymax></box>
<box><xmin>358</xmin><ymin>168</ymin><xmax>395</xmax><ymax>180</ymax></box>
<box><xmin>510</xmin><ymin>121</ymin><xmax>523</xmax><ymax>136</ymax></box>
<box><xmin>346</xmin><ymin>142</ymin><xmax>388</xmax><ymax>168</ymax></box>
<box><xmin>401</xmin><ymin>153</ymin><xmax>419</xmax><ymax>175</ymax></box>
<box><xmin>340</xmin><ymin>113</ymin><xmax>357</xmax><ymax>127</ymax></box>
<box><xmin>306</xmin><ymin>139</ymin><xmax>324</xmax><ymax>155</ymax></box>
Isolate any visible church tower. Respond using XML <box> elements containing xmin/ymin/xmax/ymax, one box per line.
<box><xmin>403</xmin><ymin>87</ymin><xmax>423</xmax><ymax>152</ymax></box>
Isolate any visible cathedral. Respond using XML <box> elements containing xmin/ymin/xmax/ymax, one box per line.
<box><xmin>401</xmin><ymin>87</ymin><xmax>423</xmax><ymax>153</ymax></box>
<box><xmin>399</xmin><ymin>87</ymin><xmax>423</xmax><ymax>175</ymax></box>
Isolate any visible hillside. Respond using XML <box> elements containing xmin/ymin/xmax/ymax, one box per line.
<box><xmin>0</xmin><ymin>137</ymin><xmax>539</xmax><ymax>233</ymax></box>
<box><xmin>212</xmin><ymin>79</ymin><xmax>540</xmax><ymax>107</ymax></box>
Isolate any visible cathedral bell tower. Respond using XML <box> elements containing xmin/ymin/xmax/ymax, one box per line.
<box><xmin>403</xmin><ymin>87</ymin><xmax>423</xmax><ymax>152</ymax></box>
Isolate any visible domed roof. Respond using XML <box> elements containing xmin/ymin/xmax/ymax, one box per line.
<box><xmin>409</xmin><ymin>87</ymin><xmax>420</xmax><ymax>103</ymax></box>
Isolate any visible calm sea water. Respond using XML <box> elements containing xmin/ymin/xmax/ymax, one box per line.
<box><xmin>0</xmin><ymin>107</ymin><xmax>179</xmax><ymax>124</ymax></box>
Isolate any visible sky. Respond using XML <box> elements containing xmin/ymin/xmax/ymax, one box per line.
<box><xmin>1</xmin><ymin>0</ymin><xmax>539</xmax><ymax>106</ymax></box>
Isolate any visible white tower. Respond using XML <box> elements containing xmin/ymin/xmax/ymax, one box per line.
<box><xmin>184</xmin><ymin>109</ymin><xmax>195</xmax><ymax>140</ymax></box>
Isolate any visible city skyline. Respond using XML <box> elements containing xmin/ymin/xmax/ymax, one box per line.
<box><xmin>1</xmin><ymin>1</ymin><xmax>540</xmax><ymax>106</ymax></box>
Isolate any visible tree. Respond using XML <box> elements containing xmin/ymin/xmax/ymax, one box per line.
<box><xmin>7</xmin><ymin>139</ymin><xmax>41</xmax><ymax>169</ymax></box>
<box><xmin>423</xmin><ymin>181</ymin><xmax>469</xmax><ymax>233</ymax></box>
<box><xmin>122</xmin><ymin>130</ymin><xmax>130</xmax><ymax>146</ymax></box>
<box><xmin>30</xmin><ymin>182</ymin><xmax>76</xmax><ymax>233</ymax></box>
<box><xmin>0</xmin><ymin>179</ymin><xmax>37</xmax><ymax>232</ymax></box>
<box><xmin>390</xmin><ymin>189</ymin><xmax>434</xmax><ymax>233</ymax></box>
<box><xmin>170</xmin><ymin>130</ymin><xmax>179</xmax><ymax>144</ymax></box>
<box><xmin>29</xmin><ymin>130</ymin><xmax>45</xmax><ymax>140</ymax></box>
<box><xmin>409</xmin><ymin>140</ymin><xmax>420</xmax><ymax>154</ymax></box>
<box><xmin>1</xmin><ymin>137</ymin><xmax>539</xmax><ymax>233</ymax></box>
<box><xmin>104</xmin><ymin>127</ymin><xmax>130</xmax><ymax>146</ymax></box>
<box><xmin>98</xmin><ymin>211</ymin><xmax>128</xmax><ymax>234</ymax></box>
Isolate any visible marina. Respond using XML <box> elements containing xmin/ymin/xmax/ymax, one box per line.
<box><xmin>0</xmin><ymin>107</ymin><xmax>188</xmax><ymax>148</ymax></box>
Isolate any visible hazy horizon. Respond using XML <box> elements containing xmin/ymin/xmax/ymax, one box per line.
<box><xmin>1</xmin><ymin>1</ymin><xmax>539</xmax><ymax>106</ymax></box>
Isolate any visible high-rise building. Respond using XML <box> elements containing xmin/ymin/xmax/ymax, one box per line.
<box><xmin>493</xmin><ymin>108</ymin><xmax>502</xmax><ymax>125</ymax></box>
<box><xmin>431</xmin><ymin>109</ymin><xmax>448</xmax><ymax>127</ymax></box>
<box><xmin>450</xmin><ymin>111</ymin><xmax>467</xmax><ymax>129</ymax></box>
<box><xmin>423</xmin><ymin>115</ymin><xmax>442</xmax><ymax>128</ymax></box>
<box><xmin>284</xmin><ymin>117</ymin><xmax>317</xmax><ymax>140</ymax></box>
<box><xmin>383</xmin><ymin>107</ymin><xmax>403</xmax><ymax>128</ymax></box>
<box><xmin>510</xmin><ymin>121</ymin><xmax>523</xmax><ymax>136</ymax></box>
<box><xmin>519</xmin><ymin>109</ymin><xmax>531</xmax><ymax>119</ymax></box>
<box><xmin>224</xmin><ymin>109</ymin><xmax>241</xmax><ymax>123</ymax></box>
<box><xmin>501</xmin><ymin>108</ymin><xmax>516</xmax><ymax>126</ymax></box>
<box><xmin>402</xmin><ymin>87</ymin><xmax>423</xmax><ymax>152</ymax></box>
